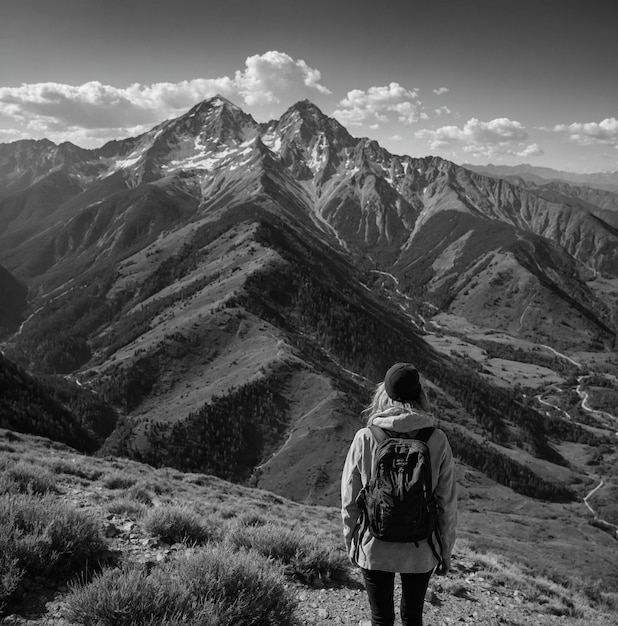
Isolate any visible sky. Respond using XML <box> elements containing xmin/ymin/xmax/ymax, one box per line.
<box><xmin>1</xmin><ymin>0</ymin><xmax>617</xmax><ymax>173</ymax></box>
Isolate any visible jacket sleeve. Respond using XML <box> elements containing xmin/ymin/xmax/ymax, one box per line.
<box><xmin>434</xmin><ymin>434</ymin><xmax>457</xmax><ymax>568</ymax></box>
<box><xmin>341</xmin><ymin>431</ymin><xmax>364</xmax><ymax>558</ymax></box>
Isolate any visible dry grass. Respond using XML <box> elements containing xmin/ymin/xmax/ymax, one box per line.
<box><xmin>106</xmin><ymin>498</ymin><xmax>148</xmax><ymax>518</ymax></box>
<box><xmin>122</xmin><ymin>483</ymin><xmax>154</xmax><ymax>504</ymax></box>
<box><xmin>64</xmin><ymin>545</ymin><xmax>297</xmax><ymax>626</ymax></box>
<box><xmin>226</xmin><ymin>522</ymin><xmax>349</xmax><ymax>586</ymax></box>
<box><xmin>0</xmin><ymin>462</ymin><xmax>58</xmax><ymax>495</ymax></box>
<box><xmin>142</xmin><ymin>505</ymin><xmax>218</xmax><ymax>545</ymax></box>
<box><xmin>102</xmin><ymin>472</ymin><xmax>138</xmax><ymax>490</ymax></box>
<box><xmin>454</xmin><ymin>539</ymin><xmax>618</xmax><ymax>618</ymax></box>
<box><xmin>0</xmin><ymin>492</ymin><xmax>108</xmax><ymax>609</ymax></box>
<box><xmin>48</xmin><ymin>458</ymin><xmax>104</xmax><ymax>481</ymax></box>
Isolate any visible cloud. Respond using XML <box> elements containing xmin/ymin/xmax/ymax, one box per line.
<box><xmin>0</xmin><ymin>51</ymin><xmax>330</xmax><ymax>145</ymax></box>
<box><xmin>234</xmin><ymin>51</ymin><xmax>330</xmax><ymax>106</ymax></box>
<box><xmin>416</xmin><ymin>117</ymin><xmax>542</xmax><ymax>157</ymax></box>
<box><xmin>433</xmin><ymin>87</ymin><xmax>449</xmax><ymax>95</ymax></box>
<box><xmin>434</xmin><ymin>106</ymin><xmax>451</xmax><ymax>117</ymax></box>
<box><xmin>332</xmin><ymin>82</ymin><xmax>423</xmax><ymax>127</ymax></box>
<box><xmin>552</xmin><ymin>118</ymin><xmax>618</xmax><ymax>146</ymax></box>
<box><xmin>0</xmin><ymin>127</ymin><xmax>22</xmax><ymax>142</ymax></box>
<box><xmin>515</xmin><ymin>143</ymin><xmax>544</xmax><ymax>157</ymax></box>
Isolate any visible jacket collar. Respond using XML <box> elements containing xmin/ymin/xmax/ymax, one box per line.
<box><xmin>368</xmin><ymin>406</ymin><xmax>432</xmax><ymax>432</ymax></box>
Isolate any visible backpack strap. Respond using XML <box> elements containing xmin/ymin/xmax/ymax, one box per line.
<box><xmin>367</xmin><ymin>425</ymin><xmax>390</xmax><ymax>443</ymax></box>
<box><xmin>413</xmin><ymin>426</ymin><xmax>435</xmax><ymax>443</ymax></box>
<box><xmin>368</xmin><ymin>425</ymin><xmax>434</xmax><ymax>443</ymax></box>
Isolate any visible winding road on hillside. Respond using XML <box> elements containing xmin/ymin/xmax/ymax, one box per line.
<box><xmin>14</xmin><ymin>305</ymin><xmax>45</xmax><ymax>339</ymax></box>
<box><xmin>536</xmin><ymin>368</ymin><xmax>618</xmax><ymax>537</ymax></box>
<box><xmin>576</xmin><ymin>375</ymin><xmax>618</xmax><ymax>431</ymax></box>
<box><xmin>536</xmin><ymin>392</ymin><xmax>572</xmax><ymax>421</ymax></box>
<box><xmin>369</xmin><ymin>269</ymin><xmax>437</xmax><ymax>333</ymax></box>
<box><xmin>583</xmin><ymin>479</ymin><xmax>618</xmax><ymax>538</ymax></box>
<box><xmin>538</xmin><ymin>344</ymin><xmax>582</xmax><ymax>368</ymax></box>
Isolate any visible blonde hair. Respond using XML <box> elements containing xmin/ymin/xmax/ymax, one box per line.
<box><xmin>362</xmin><ymin>381</ymin><xmax>431</xmax><ymax>426</ymax></box>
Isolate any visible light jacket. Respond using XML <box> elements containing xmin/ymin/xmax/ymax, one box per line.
<box><xmin>341</xmin><ymin>407</ymin><xmax>457</xmax><ymax>573</ymax></box>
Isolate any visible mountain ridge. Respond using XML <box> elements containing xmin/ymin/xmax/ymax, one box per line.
<box><xmin>464</xmin><ymin>162</ymin><xmax>618</xmax><ymax>192</ymax></box>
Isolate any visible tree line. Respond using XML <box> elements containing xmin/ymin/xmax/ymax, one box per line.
<box><xmin>0</xmin><ymin>354</ymin><xmax>99</xmax><ymax>452</ymax></box>
<box><xmin>441</xmin><ymin>423</ymin><xmax>574</xmax><ymax>502</ymax></box>
<box><xmin>105</xmin><ymin>377</ymin><xmax>290</xmax><ymax>483</ymax></box>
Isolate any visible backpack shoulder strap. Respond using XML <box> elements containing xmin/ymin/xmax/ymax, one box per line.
<box><xmin>369</xmin><ymin>426</ymin><xmax>435</xmax><ymax>443</ymax></box>
<box><xmin>367</xmin><ymin>425</ymin><xmax>389</xmax><ymax>444</ymax></box>
<box><xmin>413</xmin><ymin>426</ymin><xmax>435</xmax><ymax>444</ymax></box>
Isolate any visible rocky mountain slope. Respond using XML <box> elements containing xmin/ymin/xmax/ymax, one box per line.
<box><xmin>1</xmin><ymin>97</ymin><xmax>617</xmax><ymax>594</ymax></box>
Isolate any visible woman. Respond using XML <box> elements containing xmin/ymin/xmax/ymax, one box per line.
<box><xmin>341</xmin><ymin>363</ymin><xmax>457</xmax><ymax>626</ymax></box>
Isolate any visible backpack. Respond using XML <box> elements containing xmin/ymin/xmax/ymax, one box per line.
<box><xmin>355</xmin><ymin>426</ymin><xmax>443</xmax><ymax>562</ymax></box>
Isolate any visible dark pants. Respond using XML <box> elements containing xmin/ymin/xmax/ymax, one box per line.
<box><xmin>362</xmin><ymin>568</ymin><xmax>432</xmax><ymax>626</ymax></box>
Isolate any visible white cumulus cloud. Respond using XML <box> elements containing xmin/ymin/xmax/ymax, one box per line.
<box><xmin>552</xmin><ymin>118</ymin><xmax>618</xmax><ymax>146</ymax></box>
<box><xmin>434</xmin><ymin>106</ymin><xmax>451</xmax><ymax>117</ymax></box>
<box><xmin>515</xmin><ymin>143</ymin><xmax>544</xmax><ymax>158</ymax></box>
<box><xmin>332</xmin><ymin>82</ymin><xmax>423</xmax><ymax>127</ymax></box>
<box><xmin>0</xmin><ymin>51</ymin><xmax>330</xmax><ymax>145</ymax></box>
<box><xmin>234</xmin><ymin>51</ymin><xmax>330</xmax><ymax>106</ymax></box>
<box><xmin>416</xmin><ymin>117</ymin><xmax>542</xmax><ymax>158</ymax></box>
<box><xmin>433</xmin><ymin>87</ymin><xmax>449</xmax><ymax>95</ymax></box>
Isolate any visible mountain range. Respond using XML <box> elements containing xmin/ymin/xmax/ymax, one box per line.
<box><xmin>1</xmin><ymin>96</ymin><xmax>617</xmax><ymax>587</ymax></box>
<box><xmin>464</xmin><ymin>162</ymin><xmax>618</xmax><ymax>193</ymax></box>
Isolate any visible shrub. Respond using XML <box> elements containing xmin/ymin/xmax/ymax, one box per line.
<box><xmin>50</xmin><ymin>459</ymin><xmax>103</xmax><ymax>481</ymax></box>
<box><xmin>123</xmin><ymin>484</ymin><xmax>153</xmax><ymax>505</ymax></box>
<box><xmin>102</xmin><ymin>472</ymin><xmax>136</xmax><ymax>490</ymax></box>
<box><xmin>580</xmin><ymin>579</ymin><xmax>618</xmax><ymax>612</ymax></box>
<box><xmin>142</xmin><ymin>506</ymin><xmax>215</xmax><ymax>544</ymax></box>
<box><xmin>0</xmin><ymin>463</ymin><xmax>58</xmax><ymax>495</ymax></box>
<box><xmin>106</xmin><ymin>499</ymin><xmax>147</xmax><ymax>518</ymax></box>
<box><xmin>141</xmin><ymin>479</ymin><xmax>172</xmax><ymax>495</ymax></box>
<box><xmin>64</xmin><ymin>544</ymin><xmax>297</xmax><ymax>626</ymax></box>
<box><xmin>236</xmin><ymin>511</ymin><xmax>268</xmax><ymax>527</ymax></box>
<box><xmin>226</xmin><ymin>523</ymin><xmax>348</xmax><ymax>586</ymax></box>
<box><xmin>0</xmin><ymin>493</ymin><xmax>108</xmax><ymax>608</ymax></box>
<box><xmin>0</xmin><ymin>553</ymin><xmax>22</xmax><ymax>612</ymax></box>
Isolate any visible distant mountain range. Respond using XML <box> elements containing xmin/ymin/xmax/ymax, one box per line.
<box><xmin>0</xmin><ymin>96</ymin><xmax>616</xmax><ymax>514</ymax></box>
<box><xmin>464</xmin><ymin>163</ymin><xmax>618</xmax><ymax>193</ymax></box>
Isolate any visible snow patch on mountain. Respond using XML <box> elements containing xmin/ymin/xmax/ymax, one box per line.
<box><xmin>107</xmin><ymin>129</ymin><xmax>165</xmax><ymax>174</ymax></box>
<box><xmin>164</xmin><ymin>139</ymin><xmax>232</xmax><ymax>172</ymax></box>
<box><xmin>261</xmin><ymin>133</ymin><xmax>282</xmax><ymax>155</ymax></box>
<box><xmin>111</xmin><ymin>150</ymin><xmax>144</xmax><ymax>172</ymax></box>
<box><xmin>307</xmin><ymin>133</ymin><xmax>329</xmax><ymax>175</ymax></box>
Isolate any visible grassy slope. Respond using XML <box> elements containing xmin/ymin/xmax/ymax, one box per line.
<box><xmin>1</xmin><ymin>429</ymin><xmax>617</xmax><ymax>626</ymax></box>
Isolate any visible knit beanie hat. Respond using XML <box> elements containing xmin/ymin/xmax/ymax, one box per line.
<box><xmin>384</xmin><ymin>363</ymin><xmax>422</xmax><ymax>402</ymax></box>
